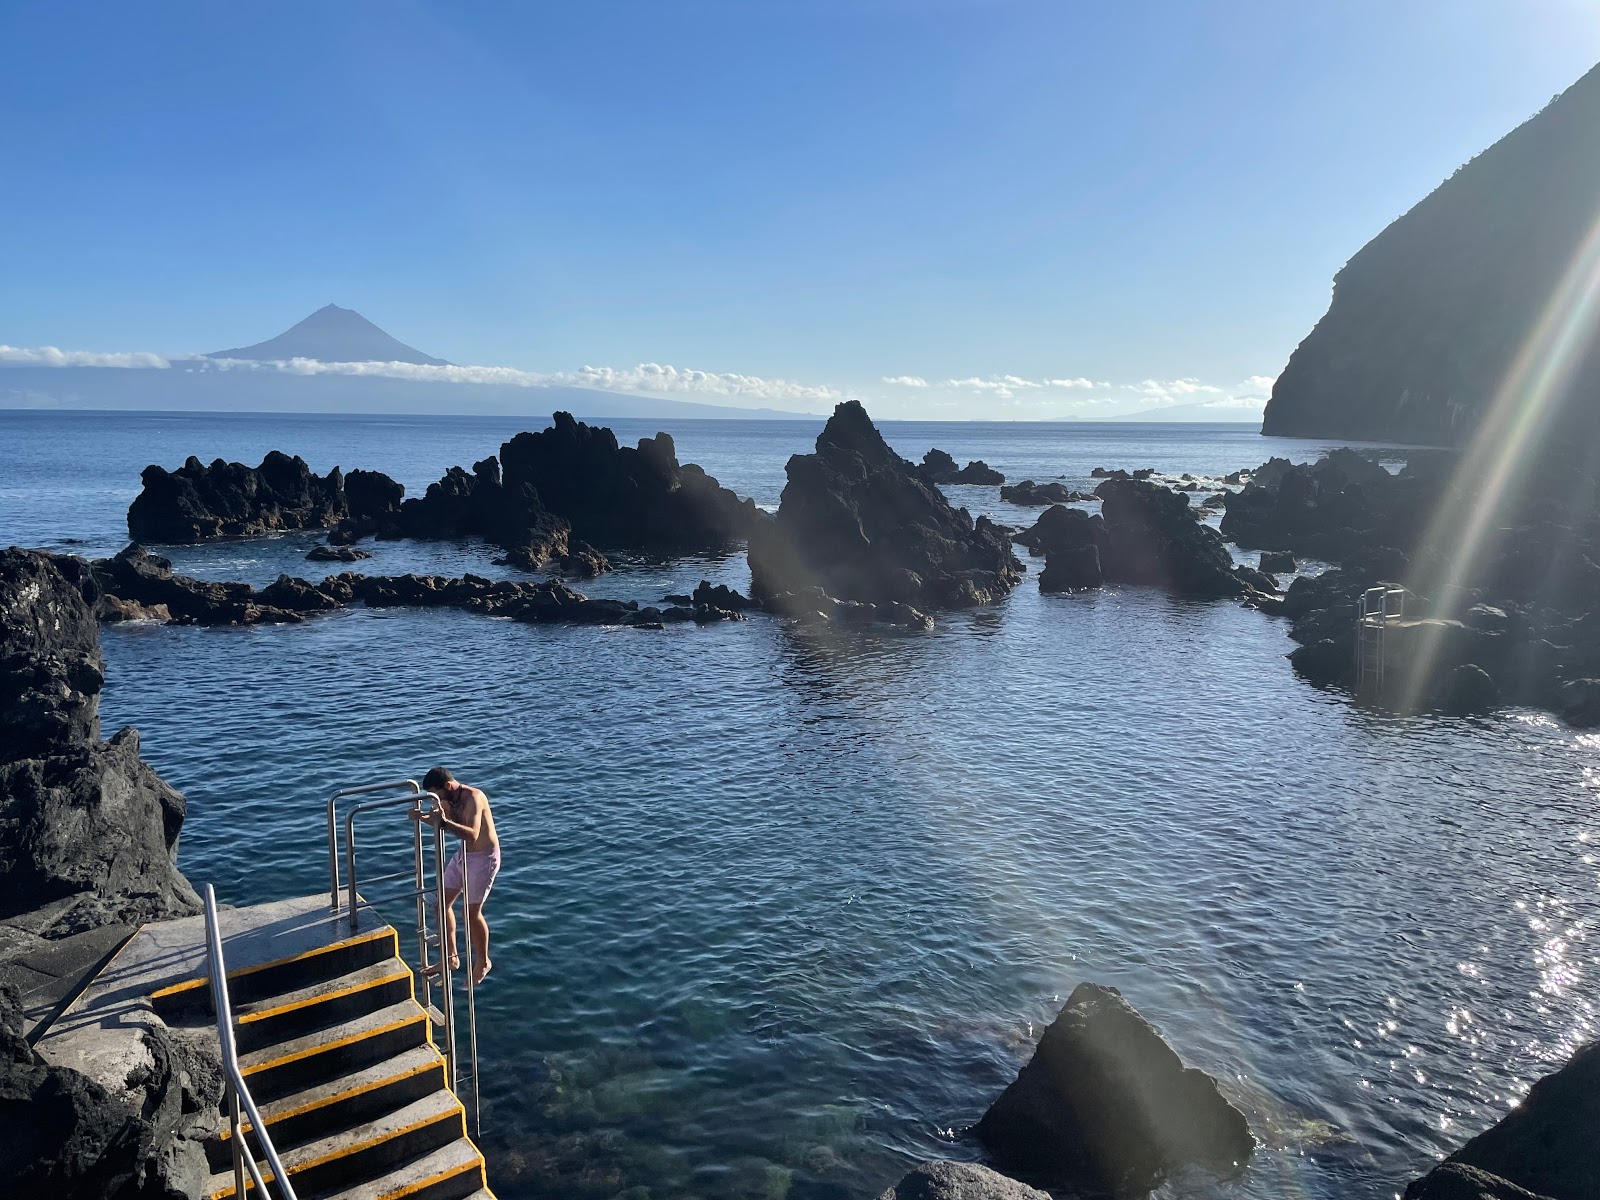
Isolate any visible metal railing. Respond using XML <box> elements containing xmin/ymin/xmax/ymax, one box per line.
<box><xmin>1356</xmin><ymin>583</ymin><xmax>1408</xmax><ymax>698</ymax></box>
<box><xmin>205</xmin><ymin>883</ymin><xmax>300</xmax><ymax>1200</ymax></box>
<box><xmin>326</xmin><ymin>778</ymin><xmax>482</xmax><ymax>1136</ymax></box>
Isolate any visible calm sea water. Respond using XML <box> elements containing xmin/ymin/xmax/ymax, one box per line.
<box><xmin>3</xmin><ymin>410</ymin><xmax>1595</xmax><ymax>1200</ymax></box>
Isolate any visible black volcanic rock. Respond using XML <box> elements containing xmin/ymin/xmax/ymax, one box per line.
<box><xmin>748</xmin><ymin>401</ymin><xmax>1022</xmax><ymax>609</ymax></box>
<box><xmin>976</xmin><ymin>983</ymin><xmax>1252</xmax><ymax>1195</ymax></box>
<box><xmin>497</xmin><ymin>412</ymin><xmax>761</xmax><ymax>551</ymax></box>
<box><xmin>1404</xmin><ymin>1040</ymin><xmax>1599</xmax><ymax>1200</ymax></box>
<box><xmin>918</xmin><ymin>449</ymin><xmax>962</xmax><ymax>483</ymax></box>
<box><xmin>89</xmin><ymin>545</ymin><xmax>308</xmax><ymax>626</ymax></box>
<box><xmin>876</xmin><ymin>1162</ymin><xmax>1049</xmax><ymax>1200</ymax></box>
<box><xmin>918</xmin><ymin>450</ymin><xmax>1005</xmax><ymax>486</ymax></box>
<box><xmin>1264</xmin><ymin>63</ymin><xmax>1600</xmax><ymax>443</ymax></box>
<box><xmin>1094</xmin><ymin>478</ymin><xmax>1248</xmax><ymax>597</ymax></box>
<box><xmin>0</xmin><ymin>549</ymin><xmax>199</xmax><ymax>932</ymax></box>
<box><xmin>1000</xmin><ymin>480</ymin><xmax>1075</xmax><ymax>506</ymax></box>
<box><xmin>207</xmin><ymin>302</ymin><xmax>448</xmax><ymax>366</ymax></box>
<box><xmin>1219</xmin><ymin>449</ymin><xmax>1422</xmax><ymax>562</ymax></box>
<box><xmin>126</xmin><ymin>452</ymin><xmax>403</xmax><ymax>544</ymax></box>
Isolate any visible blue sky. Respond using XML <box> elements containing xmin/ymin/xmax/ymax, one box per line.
<box><xmin>2</xmin><ymin>1</ymin><xmax>1597</xmax><ymax>418</ymax></box>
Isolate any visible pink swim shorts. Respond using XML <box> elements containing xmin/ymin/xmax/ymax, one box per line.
<box><xmin>443</xmin><ymin>846</ymin><xmax>501</xmax><ymax>904</ymax></box>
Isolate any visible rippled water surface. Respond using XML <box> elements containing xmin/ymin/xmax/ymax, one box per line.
<box><xmin>3</xmin><ymin>411</ymin><xmax>1596</xmax><ymax>1200</ymax></box>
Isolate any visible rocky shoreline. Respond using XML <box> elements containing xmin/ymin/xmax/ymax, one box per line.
<box><xmin>6</xmin><ymin>402</ymin><xmax>1598</xmax><ymax>1197</ymax></box>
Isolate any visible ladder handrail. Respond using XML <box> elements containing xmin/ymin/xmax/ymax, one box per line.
<box><xmin>204</xmin><ymin>884</ymin><xmax>300</xmax><ymax>1200</ymax></box>
<box><xmin>333</xmin><ymin>779</ymin><xmax>482</xmax><ymax>1138</ymax></box>
<box><xmin>326</xmin><ymin>779</ymin><xmax>421</xmax><ymax>911</ymax></box>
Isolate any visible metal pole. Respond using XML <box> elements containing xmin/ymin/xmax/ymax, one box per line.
<box><xmin>462</xmin><ymin>856</ymin><xmax>480</xmax><ymax>1137</ymax></box>
<box><xmin>228</xmin><ymin>1080</ymin><xmax>247</xmax><ymax>1200</ymax></box>
<box><xmin>434</xmin><ymin>829</ymin><xmax>457</xmax><ymax>1093</ymax></box>
<box><xmin>414</xmin><ymin>814</ymin><xmax>430</xmax><ymax>1016</ymax></box>
<box><xmin>345</xmin><ymin>811</ymin><xmax>360</xmax><ymax>930</ymax></box>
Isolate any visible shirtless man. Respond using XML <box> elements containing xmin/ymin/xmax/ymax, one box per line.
<box><xmin>410</xmin><ymin>766</ymin><xmax>500</xmax><ymax>984</ymax></box>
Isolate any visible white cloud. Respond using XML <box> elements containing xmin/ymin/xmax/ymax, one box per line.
<box><xmin>0</xmin><ymin>346</ymin><xmax>844</xmax><ymax>410</ymax></box>
<box><xmin>941</xmin><ymin>374</ymin><xmax>1112</xmax><ymax>399</ymax></box>
<box><xmin>561</xmin><ymin>363</ymin><xmax>844</xmax><ymax>408</ymax></box>
<box><xmin>1245</xmin><ymin>374</ymin><xmax>1277</xmax><ymax>391</ymax></box>
<box><xmin>0</xmin><ymin>345</ymin><xmax>170</xmax><ymax>369</ymax></box>
<box><xmin>882</xmin><ymin>375</ymin><xmax>929</xmax><ymax>387</ymax></box>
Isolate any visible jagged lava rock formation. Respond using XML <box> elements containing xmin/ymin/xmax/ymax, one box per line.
<box><xmin>0</xmin><ymin>549</ymin><xmax>221</xmax><ymax>1199</ymax></box>
<box><xmin>748</xmin><ymin>401</ymin><xmax>1022</xmax><ymax>609</ymax></box>
<box><xmin>1264</xmin><ymin>62</ymin><xmax>1600</xmax><ymax>442</ymax></box>
<box><xmin>0</xmin><ymin>549</ymin><xmax>199</xmax><ymax>933</ymax></box>
<box><xmin>917</xmin><ymin>449</ymin><xmax>1005</xmax><ymax>486</ymax></box>
<box><xmin>127</xmin><ymin>451</ymin><xmax>398</xmax><ymax>543</ymax></box>
<box><xmin>129</xmin><ymin>413</ymin><xmax>761</xmax><ymax>576</ymax></box>
<box><xmin>976</xmin><ymin>983</ymin><xmax>1252</xmax><ymax>1195</ymax></box>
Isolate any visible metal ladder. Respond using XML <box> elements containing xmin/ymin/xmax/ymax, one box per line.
<box><xmin>1356</xmin><ymin>584</ymin><xmax>1407</xmax><ymax>699</ymax></box>
<box><xmin>326</xmin><ymin>779</ymin><xmax>482</xmax><ymax>1136</ymax></box>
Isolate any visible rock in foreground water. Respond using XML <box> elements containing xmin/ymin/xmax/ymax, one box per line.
<box><xmin>1404</xmin><ymin>1040</ymin><xmax>1599</xmax><ymax>1200</ymax></box>
<box><xmin>749</xmin><ymin>402</ymin><xmax>1022</xmax><ymax>609</ymax></box>
<box><xmin>876</xmin><ymin>1161</ymin><xmax>1049</xmax><ymax>1200</ymax></box>
<box><xmin>976</xmin><ymin>983</ymin><xmax>1252</xmax><ymax>1194</ymax></box>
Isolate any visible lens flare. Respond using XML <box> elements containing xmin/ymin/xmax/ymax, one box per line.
<box><xmin>1399</xmin><ymin>206</ymin><xmax>1600</xmax><ymax>712</ymax></box>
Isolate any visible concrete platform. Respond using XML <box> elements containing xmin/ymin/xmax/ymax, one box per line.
<box><xmin>34</xmin><ymin>892</ymin><xmax>365</xmax><ymax>1092</ymax></box>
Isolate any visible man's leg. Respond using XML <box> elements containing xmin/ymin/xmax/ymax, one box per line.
<box><xmin>466</xmin><ymin>901</ymin><xmax>490</xmax><ymax>983</ymax></box>
<box><xmin>426</xmin><ymin>887</ymin><xmax>463</xmax><ymax>977</ymax></box>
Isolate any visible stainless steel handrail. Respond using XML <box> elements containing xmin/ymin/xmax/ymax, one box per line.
<box><xmin>344</xmin><ymin>794</ymin><xmax>433</xmax><ymax>925</ymax></box>
<box><xmin>335</xmin><ymin>781</ymin><xmax>482</xmax><ymax>1137</ymax></box>
<box><xmin>326</xmin><ymin>779</ymin><xmax>420</xmax><ymax>911</ymax></box>
<box><xmin>204</xmin><ymin>884</ymin><xmax>300</xmax><ymax>1200</ymax></box>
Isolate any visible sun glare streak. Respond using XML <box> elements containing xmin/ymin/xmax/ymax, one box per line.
<box><xmin>1400</xmin><ymin>204</ymin><xmax>1600</xmax><ymax>713</ymax></box>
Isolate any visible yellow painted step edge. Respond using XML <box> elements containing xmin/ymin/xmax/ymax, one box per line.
<box><xmin>241</xmin><ymin>1011</ymin><xmax>425</xmax><ymax>1079</ymax></box>
<box><xmin>217</xmin><ymin>1045</ymin><xmax>445</xmax><ymax>1144</ymax></box>
<box><xmin>151</xmin><ymin>926</ymin><xmax>400</xmax><ymax>1003</ymax></box>
<box><xmin>205</xmin><ymin>1099</ymin><xmax>466</xmax><ymax>1200</ymax></box>
<box><xmin>364</xmin><ymin>1149</ymin><xmax>486</xmax><ymax>1200</ymax></box>
<box><xmin>237</xmin><ymin>966</ymin><xmax>414</xmax><ymax>1027</ymax></box>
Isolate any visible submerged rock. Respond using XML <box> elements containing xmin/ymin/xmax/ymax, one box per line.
<box><xmin>89</xmin><ymin>544</ymin><xmax>310</xmax><ymax>626</ymax></box>
<box><xmin>976</xmin><ymin>983</ymin><xmax>1252</xmax><ymax>1195</ymax></box>
<box><xmin>748</xmin><ymin>402</ymin><xmax>1022</xmax><ymax>609</ymax></box>
<box><xmin>1404</xmin><ymin>1040</ymin><xmax>1599</xmax><ymax>1200</ymax></box>
<box><xmin>1000</xmin><ymin>480</ymin><xmax>1075</xmax><ymax>506</ymax></box>
<box><xmin>876</xmin><ymin>1161</ymin><xmax>1049</xmax><ymax>1200</ymax></box>
<box><xmin>306</xmin><ymin>543</ymin><xmax>372</xmax><ymax>563</ymax></box>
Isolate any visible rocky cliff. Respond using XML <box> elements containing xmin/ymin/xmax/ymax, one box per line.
<box><xmin>1</xmin><ymin>548</ymin><xmax>213</xmax><ymax>1199</ymax></box>
<box><xmin>1263</xmin><ymin>62</ymin><xmax>1600</xmax><ymax>443</ymax></box>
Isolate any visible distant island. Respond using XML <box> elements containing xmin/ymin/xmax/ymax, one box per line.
<box><xmin>0</xmin><ymin>304</ymin><xmax>812</xmax><ymax>420</ymax></box>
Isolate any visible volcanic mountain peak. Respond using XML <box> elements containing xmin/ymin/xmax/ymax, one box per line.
<box><xmin>207</xmin><ymin>303</ymin><xmax>448</xmax><ymax>366</ymax></box>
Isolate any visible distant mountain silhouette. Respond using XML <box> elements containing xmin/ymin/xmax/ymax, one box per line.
<box><xmin>1264</xmin><ymin>61</ymin><xmax>1600</xmax><ymax>442</ymax></box>
<box><xmin>207</xmin><ymin>303</ymin><xmax>449</xmax><ymax>365</ymax></box>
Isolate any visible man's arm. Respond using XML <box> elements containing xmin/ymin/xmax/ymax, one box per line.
<box><xmin>410</xmin><ymin>789</ymin><xmax>484</xmax><ymax>841</ymax></box>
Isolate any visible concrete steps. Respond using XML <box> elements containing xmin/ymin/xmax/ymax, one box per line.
<box><xmin>154</xmin><ymin>920</ymin><xmax>492</xmax><ymax>1200</ymax></box>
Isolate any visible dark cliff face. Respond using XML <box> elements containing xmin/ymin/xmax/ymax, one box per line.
<box><xmin>1264</xmin><ymin>61</ymin><xmax>1600</xmax><ymax>443</ymax></box>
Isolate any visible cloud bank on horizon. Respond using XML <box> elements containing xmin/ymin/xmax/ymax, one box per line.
<box><xmin>0</xmin><ymin>344</ymin><xmax>1273</xmax><ymax>419</ymax></box>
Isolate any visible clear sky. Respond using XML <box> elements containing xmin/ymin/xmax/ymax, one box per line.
<box><xmin>2</xmin><ymin>1</ymin><xmax>1598</xmax><ymax>418</ymax></box>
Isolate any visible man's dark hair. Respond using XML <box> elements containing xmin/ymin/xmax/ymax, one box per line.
<box><xmin>423</xmin><ymin>766</ymin><xmax>456</xmax><ymax>791</ymax></box>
